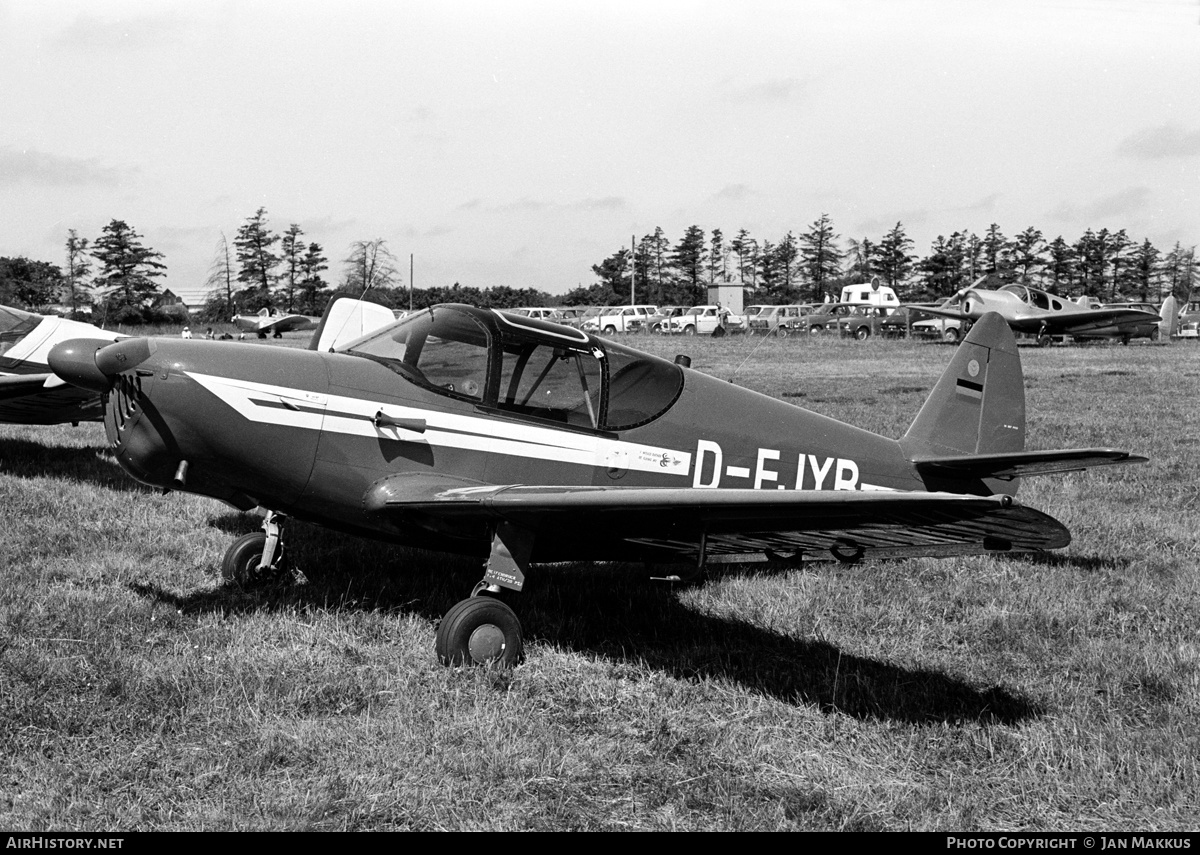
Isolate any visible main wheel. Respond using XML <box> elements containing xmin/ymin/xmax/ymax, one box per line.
<box><xmin>855</xmin><ymin>326</ymin><xmax>870</xmax><ymax>341</ymax></box>
<box><xmin>221</xmin><ymin>531</ymin><xmax>286</xmax><ymax>586</ymax></box>
<box><xmin>436</xmin><ymin>597</ymin><xmax>523</xmax><ymax>667</ymax></box>
<box><xmin>1037</xmin><ymin>334</ymin><xmax>1053</xmax><ymax>348</ymax></box>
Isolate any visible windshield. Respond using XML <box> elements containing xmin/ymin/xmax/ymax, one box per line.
<box><xmin>346</xmin><ymin>307</ymin><xmax>491</xmax><ymax>401</ymax></box>
<box><xmin>344</xmin><ymin>305</ymin><xmax>684</xmax><ymax>431</ymax></box>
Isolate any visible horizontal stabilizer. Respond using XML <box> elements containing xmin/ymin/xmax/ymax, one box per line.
<box><xmin>913</xmin><ymin>448</ymin><xmax>1148</xmax><ymax>481</ymax></box>
<box><xmin>363</xmin><ymin>473</ymin><xmax>1071</xmax><ymax>562</ymax></box>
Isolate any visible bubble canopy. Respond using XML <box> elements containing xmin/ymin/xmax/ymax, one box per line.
<box><xmin>342</xmin><ymin>304</ymin><xmax>684</xmax><ymax>432</ymax></box>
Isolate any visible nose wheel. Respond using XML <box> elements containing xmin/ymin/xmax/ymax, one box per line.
<box><xmin>220</xmin><ymin>510</ymin><xmax>293</xmax><ymax>587</ymax></box>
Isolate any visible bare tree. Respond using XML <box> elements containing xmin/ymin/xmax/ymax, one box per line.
<box><xmin>204</xmin><ymin>233</ymin><xmax>237</xmax><ymax>317</ymax></box>
<box><xmin>342</xmin><ymin>239</ymin><xmax>400</xmax><ymax>294</ymax></box>
<box><xmin>64</xmin><ymin>229</ymin><xmax>91</xmax><ymax>313</ymax></box>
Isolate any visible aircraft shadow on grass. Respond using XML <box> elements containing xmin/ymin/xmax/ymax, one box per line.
<box><xmin>129</xmin><ymin>518</ymin><xmax>1047</xmax><ymax>726</ymax></box>
<box><xmin>0</xmin><ymin>436</ymin><xmax>146</xmax><ymax>493</ymax></box>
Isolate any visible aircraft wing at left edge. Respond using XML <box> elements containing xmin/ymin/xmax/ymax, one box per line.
<box><xmin>0</xmin><ymin>372</ymin><xmax>102</xmax><ymax>424</ymax></box>
<box><xmin>362</xmin><ymin>474</ymin><xmax>1071</xmax><ymax>564</ymax></box>
<box><xmin>0</xmin><ymin>372</ymin><xmax>60</xmax><ymax>401</ymax></box>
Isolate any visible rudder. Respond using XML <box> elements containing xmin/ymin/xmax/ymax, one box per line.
<box><xmin>901</xmin><ymin>312</ymin><xmax>1025</xmax><ymax>460</ymax></box>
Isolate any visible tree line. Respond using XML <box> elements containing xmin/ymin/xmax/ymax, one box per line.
<box><xmin>3</xmin><ymin>212</ymin><xmax>1195</xmax><ymax>325</ymax></box>
<box><xmin>581</xmin><ymin>217</ymin><xmax>1198</xmax><ymax>308</ymax></box>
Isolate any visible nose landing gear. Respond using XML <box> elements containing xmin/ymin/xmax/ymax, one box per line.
<box><xmin>219</xmin><ymin>510</ymin><xmax>297</xmax><ymax>587</ymax></box>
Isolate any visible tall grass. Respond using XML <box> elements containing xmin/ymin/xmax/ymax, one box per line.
<box><xmin>0</xmin><ymin>335</ymin><xmax>1196</xmax><ymax>829</ymax></box>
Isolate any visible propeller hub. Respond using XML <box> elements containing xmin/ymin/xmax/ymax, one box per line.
<box><xmin>47</xmin><ymin>338</ymin><xmax>120</xmax><ymax>393</ymax></box>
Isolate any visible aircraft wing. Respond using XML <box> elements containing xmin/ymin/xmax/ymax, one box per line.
<box><xmin>1048</xmin><ymin>307</ymin><xmax>1161</xmax><ymax>335</ymax></box>
<box><xmin>913</xmin><ymin>448</ymin><xmax>1148</xmax><ymax>481</ymax></box>
<box><xmin>0</xmin><ymin>372</ymin><xmax>60</xmax><ymax>401</ymax></box>
<box><xmin>911</xmin><ymin>304</ymin><xmax>970</xmax><ymax>322</ymax></box>
<box><xmin>363</xmin><ymin>474</ymin><xmax>1071</xmax><ymax>563</ymax></box>
<box><xmin>263</xmin><ymin>314</ymin><xmax>317</xmax><ymax>333</ymax></box>
<box><xmin>0</xmin><ymin>372</ymin><xmax>101</xmax><ymax>423</ymax></box>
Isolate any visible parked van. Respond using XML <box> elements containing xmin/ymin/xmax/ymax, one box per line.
<box><xmin>839</xmin><ymin>281</ymin><xmax>900</xmax><ymax>308</ymax></box>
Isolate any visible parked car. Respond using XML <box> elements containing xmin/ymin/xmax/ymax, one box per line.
<box><xmin>631</xmin><ymin>306</ymin><xmax>685</xmax><ymax>333</ymax></box>
<box><xmin>835</xmin><ymin>305</ymin><xmax>900</xmax><ymax>340</ymax></box>
<box><xmin>911</xmin><ymin>315</ymin><xmax>966</xmax><ymax>342</ymax></box>
<box><xmin>580</xmin><ymin>305</ymin><xmax>658</xmax><ymax>335</ymax></box>
<box><xmin>508</xmin><ymin>307</ymin><xmax>557</xmax><ymax>320</ymax></box>
<box><xmin>745</xmin><ymin>304</ymin><xmax>815</xmax><ymax>336</ymax></box>
<box><xmin>777</xmin><ymin>303</ymin><xmax>858</xmax><ymax>336</ymax></box>
<box><xmin>665</xmin><ymin>305</ymin><xmax>732</xmax><ymax>336</ymax></box>
<box><xmin>548</xmin><ymin>307</ymin><xmax>587</xmax><ymax>328</ymax></box>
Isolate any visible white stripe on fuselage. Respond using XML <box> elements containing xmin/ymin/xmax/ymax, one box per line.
<box><xmin>185</xmin><ymin>371</ymin><xmax>692</xmax><ymax>477</ymax></box>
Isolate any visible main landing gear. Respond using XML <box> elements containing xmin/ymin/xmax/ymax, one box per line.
<box><xmin>218</xmin><ymin>514</ymin><xmax>530</xmax><ymax>667</ymax></box>
<box><xmin>435</xmin><ymin>522</ymin><xmax>532</xmax><ymax>667</ymax></box>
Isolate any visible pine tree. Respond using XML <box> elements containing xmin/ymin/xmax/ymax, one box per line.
<box><xmin>798</xmin><ymin>214</ymin><xmax>842</xmax><ymax>301</ymax></box>
<box><xmin>279</xmin><ymin>224</ymin><xmax>306</xmax><ymax>312</ymax></box>
<box><xmin>1010</xmin><ymin>227</ymin><xmax>1046</xmax><ymax>284</ymax></box>
<box><xmin>299</xmin><ymin>243</ymin><xmax>330</xmax><ymax>315</ymax></box>
<box><xmin>875</xmin><ymin>223</ymin><xmax>915</xmax><ymax>292</ymax></box>
<box><xmin>91</xmin><ymin>219</ymin><xmax>166</xmax><ymax>318</ymax></box>
<box><xmin>235</xmin><ymin>208</ymin><xmax>280</xmax><ymax>310</ymax></box>
<box><xmin>672</xmin><ymin>226</ymin><xmax>708</xmax><ymax>304</ymax></box>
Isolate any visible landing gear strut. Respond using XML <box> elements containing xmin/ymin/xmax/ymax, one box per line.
<box><xmin>220</xmin><ymin>510</ymin><xmax>293</xmax><ymax>586</ymax></box>
<box><xmin>435</xmin><ymin>523</ymin><xmax>531</xmax><ymax>667</ymax></box>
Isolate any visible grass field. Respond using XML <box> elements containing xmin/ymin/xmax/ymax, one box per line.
<box><xmin>1</xmin><ymin>332</ymin><xmax>1197</xmax><ymax>830</ymax></box>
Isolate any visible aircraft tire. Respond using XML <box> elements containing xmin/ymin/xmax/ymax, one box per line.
<box><xmin>220</xmin><ymin>531</ymin><xmax>286</xmax><ymax>587</ymax></box>
<box><xmin>436</xmin><ymin>596</ymin><xmax>523</xmax><ymax>667</ymax></box>
<box><xmin>1037</xmin><ymin>334</ymin><xmax>1053</xmax><ymax>348</ymax></box>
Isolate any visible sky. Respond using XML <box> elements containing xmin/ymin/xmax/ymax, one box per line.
<box><xmin>1</xmin><ymin>0</ymin><xmax>1197</xmax><ymax>304</ymax></box>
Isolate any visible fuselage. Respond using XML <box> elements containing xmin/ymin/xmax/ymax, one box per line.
<box><xmin>70</xmin><ymin>306</ymin><xmax>932</xmax><ymax>556</ymax></box>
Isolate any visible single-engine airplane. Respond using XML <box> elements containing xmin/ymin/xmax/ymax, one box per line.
<box><xmin>48</xmin><ymin>304</ymin><xmax>1146</xmax><ymax>666</ymax></box>
<box><xmin>0</xmin><ymin>304</ymin><xmax>121</xmax><ymax>424</ymax></box>
<box><xmin>918</xmin><ymin>280</ymin><xmax>1163</xmax><ymax>346</ymax></box>
<box><xmin>232</xmin><ymin>307</ymin><xmax>319</xmax><ymax>338</ymax></box>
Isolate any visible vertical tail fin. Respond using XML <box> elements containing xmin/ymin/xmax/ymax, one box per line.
<box><xmin>901</xmin><ymin>312</ymin><xmax>1025</xmax><ymax>461</ymax></box>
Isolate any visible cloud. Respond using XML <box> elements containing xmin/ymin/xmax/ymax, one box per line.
<box><xmin>719</xmin><ymin>77</ymin><xmax>807</xmax><ymax>105</ymax></box>
<box><xmin>0</xmin><ymin>147</ymin><xmax>125</xmax><ymax>187</ymax></box>
<box><xmin>54</xmin><ymin>12</ymin><xmax>189</xmax><ymax>52</ymax></box>
<box><xmin>567</xmin><ymin>196</ymin><xmax>625</xmax><ymax>212</ymax></box>
<box><xmin>1117</xmin><ymin>124</ymin><xmax>1200</xmax><ymax>159</ymax></box>
<box><xmin>711</xmin><ymin>184</ymin><xmax>753</xmax><ymax>202</ymax></box>
<box><xmin>1051</xmin><ymin>186</ymin><xmax>1152</xmax><ymax>222</ymax></box>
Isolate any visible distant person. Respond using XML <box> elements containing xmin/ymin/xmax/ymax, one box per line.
<box><xmin>181</xmin><ymin>327</ymin><xmax>192</xmax><ymax>339</ymax></box>
<box><xmin>205</xmin><ymin>327</ymin><xmax>214</xmax><ymax>340</ymax></box>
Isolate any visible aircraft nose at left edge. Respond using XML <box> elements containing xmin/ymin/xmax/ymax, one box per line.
<box><xmin>48</xmin><ymin>337</ymin><xmax>152</xmax><ymax>393</ymax></box>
